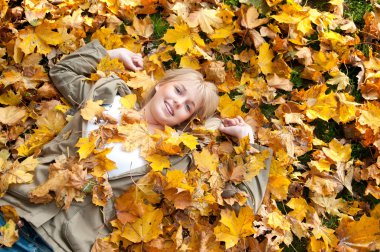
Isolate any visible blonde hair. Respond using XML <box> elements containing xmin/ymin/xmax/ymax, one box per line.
<box><xmin>145</xmin><ymin>68</ymin><xmax>219</xmax><ymax>121</ymax></box>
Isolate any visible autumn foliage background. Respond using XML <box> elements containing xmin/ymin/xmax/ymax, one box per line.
<box><xmin>1</xmin><ymin>0</ymin><xmax>380</xmax><ymax>251</ymax></box>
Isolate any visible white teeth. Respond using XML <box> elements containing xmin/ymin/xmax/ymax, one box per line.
<box><xmin>165</xmin><ymin>102</ymin><xmax>174</xmax><ymax>116</ymax></box>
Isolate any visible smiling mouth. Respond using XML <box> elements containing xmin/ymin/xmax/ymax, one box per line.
<box><xmin>165</xmin><ymin>101</ymin><xmax>174</xmax><ymax>116</ymax></box>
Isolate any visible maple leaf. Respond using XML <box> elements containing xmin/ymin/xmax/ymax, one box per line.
<box><xmin>0</xmin><ymin>156</ymin><xmax>39</xmax><ymax>197</ymax></box>
<box><xmin>123</xmin><ymin>71</ymin><xmax>156</xmax><ymax>93</ymax></box>
<box><xmin>306</xmin><ymin>92</ymin><xmax>338</xmax><ymax>121</ymax></box>
<box><xmin>120</xmin><ymin>94</ymin><xmax>137</xmax><ymax>109</ymax></box>
<box><xmin>245</xmin><ymin>149</ymin><xmax>270</xmax><ymax>180</ymax></box>
<box><xmin>163</xmin><ymin>22</ymin><xmax>205</xmax><ymax>55</ymax></box>
<box><xmin>0</xmin><ymin>219</ymin><xmax>19</xmax><ymax>247</ymax></box>
<box><xmin>214</xmin><ymin>206</ymin><xmax>255</xmax><ymax>249</ymax></box>
<box><xmin>0</xmin><ymin>106</ymin><xmax>26</xmax><ymax>126</ymax></box>
<box><xmin>118</xmin><ymin>122</ymin><xmax>154</xmax><ymax>157</ymax></box>
<box><xmin>146</xmin><ymin>154</ymin><xmax>170</xmax><ymax>172</ymax></box>
<box><xmin>266</xmin><ymin>211</ymin><xmax>291</xmax><ymax>231</ymax></box>
<box><xmin>75</xmin><ymin>134</ymin><xmax>99</xmax><ymax>161</ymax></box>
<box><xmin>358</xmin><ymin>101</ymin><xmax>380</xmax><ymax>135</ymax></box>
<box><xmin>91</xmin><ymin>27</ymin><xmax>123</xmax><ymax>50</ymax></box>
<box><xmin>258</xmin><ymin>43</ymin><xmax>274</xmax><ymax>75</ymax></box>
<box><xmin>187</xmin><ymin>8</ymin><xmax>223</xmax><ymax>34</ymax></box>
<box><xmin>310</xmin><ymin>212</ymin><xmax>339</xmax><ymax>250</ymax></box>
<box><xmin>17</xmin><ymin>27</ymin><xmax>51</xmax><ymax>55</ymax></box>
<box><xmin>180</xmin><ymin>55</ymin><xmax>200</xmax><ymax>70</ymax></box>
<box><xmin>217</xmin><ymin>94</ymin><xmax>245</xmax><ymax>118</ymax></box>
<box><xmin>35</xmin><ymin>20</ymin><xmax>64</xmax><ymax>46</ymax></box>
<box><xmin>80</xmin><ymin>100</ymin><xmax>105</xmax><ymax>121</ymax></box>
<box><xmin>240</xmin><ymin>5</ymin><xmax>269</xmax><ymax>29</ymax></box>
<box><xmin>17</xmin><ymin>109</ymin><xmax>66</xmax><ymax>157</ymax></box>
<box><xmin>91</xmin><ymin>238</ymin><xmax>117</xmax><ymax>252</ymax></box>
<box><xmin>125</xmin><ymin>16</ymin><xmax>153</xmax><ymax>39</ymax></box>
<box><xmin>0</xmin><ymin>90</ymin><xmax>22</xmax><ymax>106</ymax></box>
<box><xmin>266</xmin><ymin>73</ymin><xmax>293</xmax><ymax>91</ymax></box>
<box><xmin>336</xmin><ymin>215</ymin><xmax>380</xmax><ymax>251</ymax></box>
<box><xmin>121</xmin><ymin>208</ymin><xmax>163</xmax><ymax>243</ymax></box>
<box><xmin>90</xmin><ymin>148</ymin><xmax>117</xmax><ymax>177</ymax></box>
<box><xmin>322</xmin><ymin>138</ymin><xmax>351</xmax><ymax>163</ymax></box>
<box><xmin>193</xmin><ymin>148</ymin><xmax>218</xmax><ymax>173</ymax></box>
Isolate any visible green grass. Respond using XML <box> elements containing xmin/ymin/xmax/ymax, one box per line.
<box><xmin>260</xmin><ymin>103</ymin><xmax>279</xmax><ymax>120</ymax></box>
<box><xmin>323</xmin><ymin>215</ymin><xmax>340</xmax><ymax>229</ymax></box>
<box><xmin>344</xmin><ymin>0</ymin><xmax>373</xmax><ymax>27</ymax></box>
<box><xmin>151</xmin><ymin>13</ymin><xmax>169</xmax><ymax>40</ymax></box>
<box><xmin>311</xmin><ymin>119</ymin><xmax>344</xmax><ymax>143</ymax></box>
<box><xmin>283</xmin><ymin>237</ymin><xmax>308</xmax><ymax>252</ymax></box>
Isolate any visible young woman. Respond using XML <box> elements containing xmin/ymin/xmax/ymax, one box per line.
<box><xmin>0</xmin><ymin>40</ymin><xmax>270</xmax><ymax>251</ymax></box>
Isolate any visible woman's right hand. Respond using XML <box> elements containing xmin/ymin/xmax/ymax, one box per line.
<box><xmin>219</xmin><ymin>116</ymin><xmax>255</xmax><ymax>144</ymax></box>
<box><xmin>107</xmin><ymin>48</ymin><xmax>144</xmax><ymax>71</ymax></box>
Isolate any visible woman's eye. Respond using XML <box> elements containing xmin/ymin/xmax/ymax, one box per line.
<box><xmin>175</xmin><ymin>87</ymin><xmax>181</xmax><ymax>94</ymax></box>
<box><xmin>186</xmin><ymin>104</ymin><xmax>191</xmax><ymax>112</ymax></box>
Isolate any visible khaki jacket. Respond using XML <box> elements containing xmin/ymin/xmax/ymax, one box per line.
<box><xmin>0</xmin><ymin>40</ymin><xmax>272</xmax><ymax>252</ymax></box>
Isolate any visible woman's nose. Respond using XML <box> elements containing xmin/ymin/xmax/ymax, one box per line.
<box><xmin>174</xmin><ymin>98</ymin><xmax>185</xmax><ymax>108</ymax></box>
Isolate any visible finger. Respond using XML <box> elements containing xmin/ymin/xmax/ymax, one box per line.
<box><xmin>237</xmin><ymin>116</ymin><xmax>244</xmax><ymax>123</ymax></box>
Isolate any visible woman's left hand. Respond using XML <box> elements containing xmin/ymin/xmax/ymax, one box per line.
<box><xmin>107</xmin><ymin>48</ymin><xmax>144</xmax><ymax>71</ymax></box>
<box><xmin>219</xmin><ymin>116</ymin><xmax>255</xmax><ymax>144</ymax></box>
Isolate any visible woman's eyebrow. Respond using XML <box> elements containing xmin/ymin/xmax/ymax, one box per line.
<box><xmin>180</xmin><ymin>84</ymin><xmax>196</xmax><ymax>108</ymax></box>
<box><xmin>180</xmin><ymin>84</ymin><xmax>187</xmax><ymax>92</ymax></box>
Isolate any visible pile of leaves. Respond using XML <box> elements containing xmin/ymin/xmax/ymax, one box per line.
<box><xmin>1</xmin><ymin>0</ymin><xmax>380</xmax><ymax>250</ymax></box>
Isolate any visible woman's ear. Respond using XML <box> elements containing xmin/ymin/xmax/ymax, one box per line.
<box><xmin>155</xmin><ymin>83</ymin><xmax>161</xmax><ymax>91</ymax></box>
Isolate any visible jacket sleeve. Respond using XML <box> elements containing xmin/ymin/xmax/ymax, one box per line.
<box><xmin>236</xmin><ymin>144</ymin><xmax>273</xmax><ymax>214</ymax></box>
<box><xmin>49</xmin><ymin>39</ymin><xmax>108</xmax><ymax>107</ymax></box>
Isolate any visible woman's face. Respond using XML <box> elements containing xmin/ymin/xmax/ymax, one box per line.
<box><xmin>145</xmin><ymin>81</ymin><xmax>203</xmax><ymax>127</ymax></box>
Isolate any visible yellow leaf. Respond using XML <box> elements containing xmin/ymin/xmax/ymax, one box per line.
<box><xmin>312</xmin><ymin>223</ymin><xmax>338</xmax><ymax>250</ymax></box>
<box><xmin>91</xmin><ymin>148</ymin><xmax>117</xmax><ymax>177</ymax></box>
<box><xmin>146</xmin><ymin>154</ymin><xmax>170</xmax><ymax>172</ymax></box>
<box><xmin>334</xmin><ymin>93</ymin><xmax>358</xmax><ymax>124</ymax></box>
<box><xmin>217</xmin><ymin>94</ymin><xmax>245</xmax><ymax>118</ymax></box>
<box><xmin>287</xmin><ymin>197</ymin><xmax>309</xmax><ymax>221</ymax></box>
<box><xmin>97</xmin><ymin>55</ymin><xmax>125</xmax><ymax>73</ymax></box>
<box><xmin>120</xmin><ymin>94</ymin><xmax>137</xmax><ymax>109</ymax></box>
<box><xmin>75</xmin><ymin>135</ymin><xmax>98</xmax><ymax>160</ymax></box>
<box><xmin>17</xmin><ymin>110</ymin><xmax>66</xmax><ymax>157</ymax></box>
<box><xmin>327</xmin><ymin>70</ymin><xmax>350</xmax><ymax>91</ymax></box>
<box><xmin>312</xmin><ymin>51</ymin><xmax>339</xmax><ymax>72</ymax></box>
<box><xmin>214</xmin><ymin>206</ymin><xmax>255</xmax><ymax>249</ymax></box>
<box><xmin>322</xmin><ymin>138</ymin><xmax>351</xmax><ymax>163</ymax></box>
<box><xmin>309</xmin><ymin>159</ymin><xmax>332</xmax><ymax>172</ymax></box>
<box><xmin>193</xmin><ymin>148</ymin><xmax>218</xmax><ymax>172</ymax></box>
<box><xmin>118</xmin><ymin>122</ymin><xmax>154</xmax><ymax>157</ymax></box>
<box><xmin>121</xmin><ymin>208</ymin><xmax>163</xmax><ymax>243</ymax></box>
<box><xmin>163</xmin><ymin>23</ymin><xmax>205</xmax><ymax>55</ymax></box>
<box><xmin>359</xmin><ymin>102</ymin><xmax>380</xmax><ymax>135</ymax></box>
<box><xmin>166</xmin><ymin>170</ymin><xmax>185</xmax><ymax>189</ymax></box>
<box><xmin>178</xmin><ymin>133</ymin><xmax>198</xmax><ymax>150</ymax></box>
<box><xmin>0</xmin><ymin>106</ymin><xmax>27</xmax><ymax>126</ymax></box>
<box><xmin>80</xmin><ymin>100</ymin><xmax>105</xmax><ymax>121</ymax></box>
<box><xmin>266</xmin><ymin>211</ymin><xmax>291</xmax><ymax>231</ymax></box>
<box><xmin>187</xmin><ymin>8</ymin><xmax>223</xmax><ymax>34</ymax></box>
<box><xmin>0</xmin><ymin>219</ymin><xmax>19</xmax><ymax>247</ymax></box>
<box><xmin>124</xmin><ymin>71</ymin><xmax>155</xmax><ymax>92</ymax></box>
<box><xmin>179</xmin><ymin>55</ymin><xmax>201</xmax><ymax>70</ymax></box>
<box><xmin>258</xmin><ymin>43</ymin><xmax>274</xmax><ymax>75</ymax></box>
<box><xmin>91</xmin><ymin>27</ymin><xmax>123</xmax><ymax>50</ymax></box>
<box><xmin>240</xmin><ymin>6</ymin><xmax>269</xmax><ymax>29</ymax></box>
<box><xmin>35</xmin><ymin>20</ymin><xmax>64</xmax><ymax>45</ymax></box>
<box><xmin>245</xmin><ymin>149</ymin><xmax>270</xmax><ymax>180</ymax></box>
<box><xmin>0</xmin><ymin>90</ymin><xmax>22</xmax><ymax>106</ymax></box>
<box><xmin>306</xmin><ymin>92</ymin><xmax>338</xmax><ymax>121</ymax></box>
<box><xmin>18</xmin><ymin>28</ymin><xmax>51</xmax><ymax>55</ymax></box>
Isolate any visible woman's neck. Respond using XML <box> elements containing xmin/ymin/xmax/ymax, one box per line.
<box><xmin>140</xmin><ymin>106</ymin><xmax>164</xmax><ymax>132</ymax></box>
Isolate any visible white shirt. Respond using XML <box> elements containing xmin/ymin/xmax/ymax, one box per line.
<box><xmin>85</xmin><ymin>95</ymin><xmax>147</xmax><ymax>178</ymax></box>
